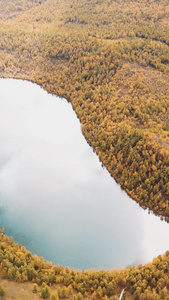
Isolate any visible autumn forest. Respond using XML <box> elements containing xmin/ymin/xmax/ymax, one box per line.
<box><xmin>0</xmin><ymin>0</ymin><xmax>169</xmax><ymax>299</ymax></box>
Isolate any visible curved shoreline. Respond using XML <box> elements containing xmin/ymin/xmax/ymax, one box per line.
<box><xmin>1</xmin><ymin>73</ymin><xmax>168</xmax><ymax>222</ymax></box>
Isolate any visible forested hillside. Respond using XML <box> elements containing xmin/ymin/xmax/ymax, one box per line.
<box><xmin>0</xmin><ymin>0</ymin><xmax>169</xmax><ymax>299</ymax></box>
<box><xmin>0</xmin><ymin>0</ymin><xmax>168</xmax><ymax>217</ymax></box>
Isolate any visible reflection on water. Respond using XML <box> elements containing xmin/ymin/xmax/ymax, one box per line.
<box><xmin>0</xmin><ymin>78</ymin><xmax>169</xmax><ymax>270</ymax></box>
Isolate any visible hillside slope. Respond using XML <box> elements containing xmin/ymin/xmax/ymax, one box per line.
<box><xmin>0</xmin><ymin>1</ymin><xmax>169</xmax><ymax>299</ymax></box>
<box><xmin>0</xmin><ymin>0</ymin><xmax>168</xmax><ymax>217</ymax></box>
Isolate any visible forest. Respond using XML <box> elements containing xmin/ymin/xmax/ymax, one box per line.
<box><xmin>0</xmin><ymin>0</ymin><xmax>169</xmax><ymax>299</ymax></box>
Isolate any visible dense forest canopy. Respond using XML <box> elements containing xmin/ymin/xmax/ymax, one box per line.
<box><xmin>0</xmin><ymin>0</ymin><xmax>169</xmax><ymax>299</ymax></box>
<box><xmin>0</xmin><ymin>0</ymin><xmax>168</xmax><ymax>217</ymax></box>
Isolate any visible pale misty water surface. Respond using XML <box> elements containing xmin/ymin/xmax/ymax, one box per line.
<box><xmin>0</xmin><ymin>78</ymin><xmax>169</xmax><ymax>270</ymax></box>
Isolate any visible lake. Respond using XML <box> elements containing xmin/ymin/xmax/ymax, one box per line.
<box><xmin>0</xmin><ymin>78</ymin><xmax>169</xmax><ymax>270</ymax></box>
